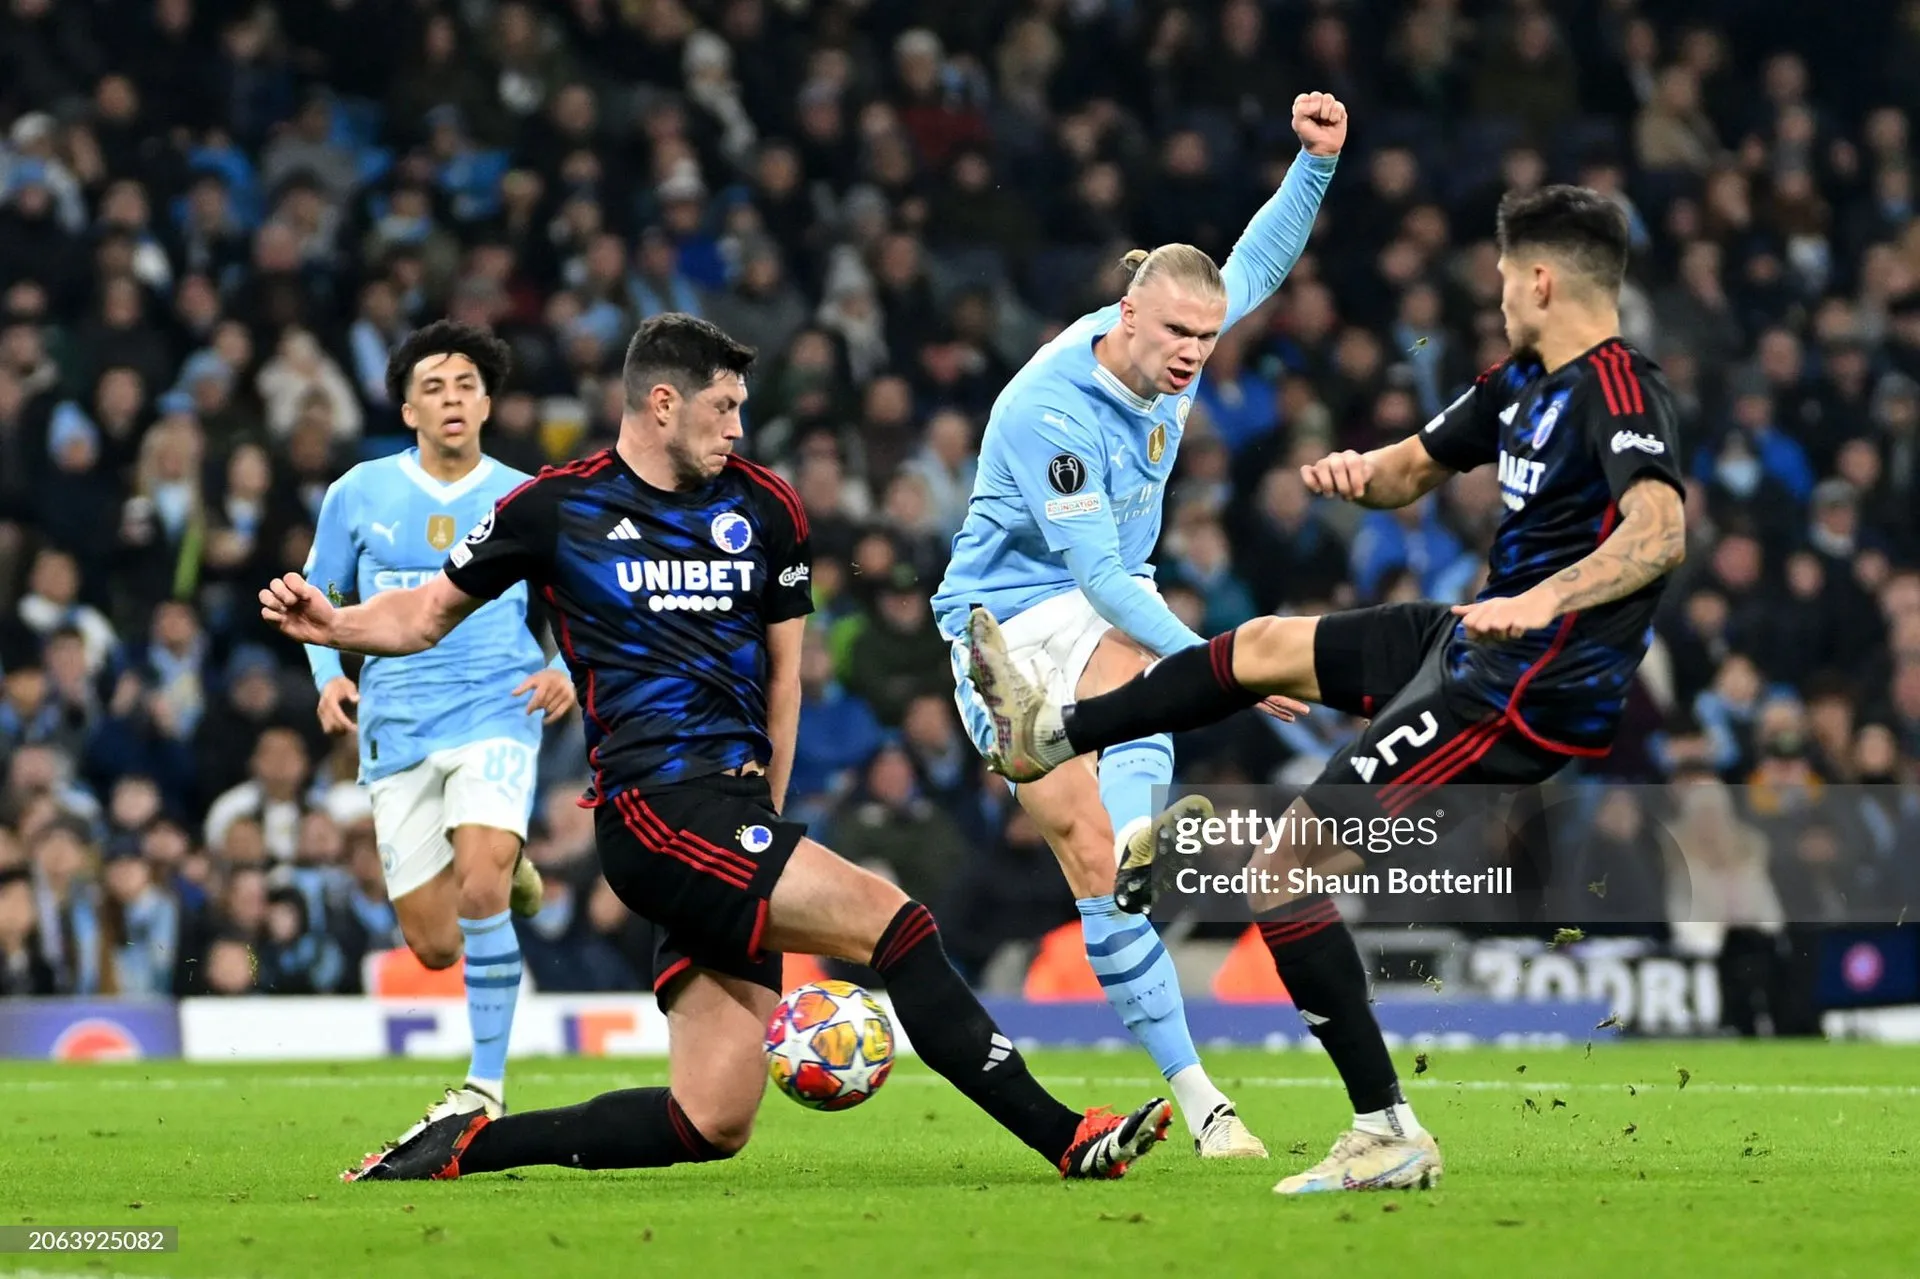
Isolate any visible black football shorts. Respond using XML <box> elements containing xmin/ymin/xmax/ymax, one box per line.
<box><xmin>1304</xmin><ymin>602</ymin><xmax>1573</xmax><ymax>829</ymax></box>
<box><xmin>594</xmin><ymin>772</ymin><xmax>804</xmax><ymax>1003</ymax></box>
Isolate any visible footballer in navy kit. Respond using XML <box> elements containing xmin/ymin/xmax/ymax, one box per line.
<box><xmin>964</xmin><ymin>186</ymin><xmax>1688</xmax><ymax>1195</ymax></box>
<box><xmin>262</xmin><ymin>314</ymin><xmax>1173</xmax><ymax>1185</ymax></box>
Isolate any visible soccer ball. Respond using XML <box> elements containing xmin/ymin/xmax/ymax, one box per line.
<box><xmin>765</xmin><ymin>980</ymin><xmax>895</xmax><ymax>1111</ymax></box>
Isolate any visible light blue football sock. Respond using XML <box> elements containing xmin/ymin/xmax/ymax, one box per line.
<box><xmin>460</xmin><ymin>910</ymin><xmax>521</xmax><ymax>1097</ymax></box>
<box><xmin>1086</xmin><ymin>735</ymin><xmax>1231</xmax><ymax>1136</ymax></box>
<box><xmin>1096</xmin><ymin>734</ymin><xmax>1174</xmax><ymax>851</ymax></box>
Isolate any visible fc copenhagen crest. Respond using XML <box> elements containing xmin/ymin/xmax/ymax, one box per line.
<box><xmin>426</xmin><ymin>514</ymin><xmax>458</xmax><ymax>550</ymax></box>
<box><xmin>1148</xmin><ymin>423</ymin><xmax>1167</xmax><ymax>464</ymax></box>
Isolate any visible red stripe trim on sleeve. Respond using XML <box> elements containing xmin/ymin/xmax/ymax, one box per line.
<box><xmin>1588</xmin><ymin>354</ymin><xmax>1624</xmax><ymax>416</ymax></box>
<box><xmin>725</xmin><ymin>456</ymin><xmax>810</xmax><ymax>539</ymax></box>
<box><xmin>1606</xmin><ymin>344</ymin><xmax>1645</xmax><ymax>414</ymax></box>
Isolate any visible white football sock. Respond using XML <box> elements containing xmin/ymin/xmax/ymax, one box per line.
<box><xmin>1168</xmin><ymin>1064</ymin><xmax>1232</xmax><ymax>1139</ymax></box>
<box><xmin>1353</xmin><ymin>1099</ymin><xmax>1424</xmax><ymax>1140</ymax></box>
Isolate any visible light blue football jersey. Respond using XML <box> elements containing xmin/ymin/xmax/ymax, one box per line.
<box><xmin>304</xmin><ymin>448</ymin><xmax>557</xmax><ymax>783</ymax></box>
<box><xmin>931</xmin><ymin>148</ymin><xmax>1339</xmax><ymax>649</ymax></box>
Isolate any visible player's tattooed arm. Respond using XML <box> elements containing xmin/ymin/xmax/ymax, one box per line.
<box><xmin>1542</xmin><ymin>477</ymin><xmax>1687</xmax><ymax>612</ymax></box>
<box><xmin>1452</xmin><ymin>478</ymin><xmax>1684</xmax><ymax>642</ymax></box>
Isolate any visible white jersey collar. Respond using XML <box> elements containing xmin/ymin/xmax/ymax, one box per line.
<box><xmin>396</xmin><ymin>448</ymin><xmax>496</xmax><ymax>502</ymax></box>
<box><xmin>1090</xmin><ymin>362</ymin><xmax>1161</xmax><ymax>416</ymax></box>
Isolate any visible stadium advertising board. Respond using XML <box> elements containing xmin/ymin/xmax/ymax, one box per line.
<box><xmin>0</xmin><ymin>999</ymin><xmax>181</xmax><ymax>1061</ymax></box>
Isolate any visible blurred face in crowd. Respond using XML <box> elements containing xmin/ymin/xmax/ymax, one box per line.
<box><xmin>1897</xmin><ymin>664</ymin><xmax>1920</xmax><ymax>721</ymax></box>
<box><xmin>226</xmin><ymin>442</ymin><xmax>271</xmax><ymax>500</ymax></box>
<box><xmin>3</xmin><ymin>668</ymin><xmax>45</xmax><ymax>719</ymax></box>
<box><xmin>1856</xmin><ymin>724</ymin><xmax>1900</xmax><ymax>779</ymax></box>
<box><xmin>851</xmin><ymin>530</ymin><xmax>895</xmax><ymax>580</ymax></box>
<box><xmin>252</xmin><ymin>728</ymin><xmax>309</xmax><ymax>798</ymax></box>
<box><xmin>1714</xmin><ymin>654</ymin><xmax>1761</xmax><ymax>706</ymax></box>
<box><xmin>1785</xmin><ymin>551</ymin><xmax>1824</xmax><ymax>600</ymax></box>
<box><xmin>1116</xmin><ymin>271</ymin><xmax>1226</xmax><ymax>396</ymax></box>
<box><xmin>864</xmin><ymin>376</ymin><xmax>912</xmax><ymax>427</ymax></box>
<box><xmin>104</xmin><ymin>855</ymin><xmax>152</xmax><ymax>906</ymax></box>
<box><xmin>206</xmin><ymin>939</ymin><xmax>256</xmax><ymax>994</ymax></box>
<box><xmin>297</xmin><ymin>811</ymin><xmax>342</xmax><ymax>866</ymax></box>
<box><xmin>925</xmin><ymin>410</ymin><xmax>972</xmax><ymax>467</ymax></box>
<box><xmin>141</xmin><ymin>820</ymin><xmax>189</xmax><ymax>872</ymax></box>
<box><xmin>29</xmin><ymin>549</ymin><xmax>79</xmax><ymax>604</ymax></box>
<box><xmin>878</xmin><ymin>584</ymin><xmax>927</xmax><ymax>633</ymax></box>
<box><xmin>32</xmin><ymin>827</ymin><xmax>88</xmax><ymax>891</ymax></box>
<box><xmin>0</xmin><ymin>874</ymin><xmax>32</xmax><ymax>945</ymax></box>
<box><xmin>902</xmin><ymin>695</ymin><xmax>954</xmax><ymax>753</ymax></box>
<box><xmin>96</xmin><ymin>368</ymin><xmax>143</xmax><ymax>426</ymax></box>
<box><xmin>401</xmin><ymin>352</ymin><xmax>491</xmax><ymax>462</ymax></box>
<box><xmin>883</xmin><ymin>472</ymin><xmax>931</xmax><ymax>530</ymax></box>
<box><xmin>799</xmin><ymin>626</ymin><xmax>834</xmax><ymax>695</ymax></box>
<box><xmin>867</xmin><ymin>746</ymin><xmax>917</xmax><ymax>806</ymax></box>
<box><xmin>43</xmin><ymin>632</ymin><xmax>87</xmax><ymax>696</ymax></box>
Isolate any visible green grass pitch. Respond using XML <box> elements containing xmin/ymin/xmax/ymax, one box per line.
<box><xmin>3</xmin><ymin>1042</ymin><xmax>1917</xmax><ymax>1278</ymax></box>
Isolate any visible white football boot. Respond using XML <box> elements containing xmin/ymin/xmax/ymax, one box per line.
<box><xmin>1195</xmin><ymin>1104</ymin><xmax>1271</xmax><ymax>1159</ymax></box>
<box><xmin>1273</xmin><ymin>1127</ymin><xmax>1443</xmax><ymax>1194</ymax></box>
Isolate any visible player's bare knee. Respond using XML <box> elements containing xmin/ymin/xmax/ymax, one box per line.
<box><xmin>455</xmin><ymin>867</ymin><xmax>510</xmax><ymax>919</ymax></box>
<box><xmin>1049</xmin><ymin>825</ymin><xmax>1117</xmax><ymax>899</ymax></box>
<box><xmin>1233</xmin><ymin>615</ymin><xmax>1315</xmax><ymax>692</ymax></box>
<box><xmin>409</xmin><ymin>933</ymin><xmax>462</xmax><ymax>970</ymax></box>
<box><xmin>677</xmin><ymin>1097</ymin><xmax>754</xmax><ymax>1156</ymax></box>
<box><xmin>850</xmin><ymin>870</ymin><xmax>911</xmax><ymax>956</ymax></box>
<box><xmin>452</xmin><ymin>829</ymin><xmax>516</xmax><ymax>917</ymax></box>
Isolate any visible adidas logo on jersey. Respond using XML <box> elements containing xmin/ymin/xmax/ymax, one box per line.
<box><xmin>1350</xmin><ymin>756</ymin><xmax>1379</xmax><ymax>783</ymax></box>
<box><xmin>606</xmin><ymin>517</ymin><xmax>643</xmax><ymax>541</ymax></box>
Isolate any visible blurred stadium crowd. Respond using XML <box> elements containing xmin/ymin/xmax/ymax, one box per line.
<box><xmin>2</xmin><ymin>0</ymin><xmax>1917</xmax><ymax>1013</ymax></box>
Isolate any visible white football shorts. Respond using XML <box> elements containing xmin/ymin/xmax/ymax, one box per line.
<box><xmin>366</xmin><ymin>737</ymin><xmax>536</xmax><ymax>900</ymax></box>
<box><xmin>946</xmin><ymin>580</ymin><xmax>1162</xmax><ymax>761</ymax></box>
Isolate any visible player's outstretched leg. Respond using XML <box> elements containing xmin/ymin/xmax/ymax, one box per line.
<box><xmin>771</xmin><ymin>839</ymin><xmax>1172</xmax><ymax>1179</ymax></box>
<box><xmin>968</xmin><ymin>610</ymin><xmax>1284</xmax><ymax>781</ymax></box>
<box><xmin>349</xmin><ymin>966</ymin><xmax>764</xmax><ymax>1182</ymax></box>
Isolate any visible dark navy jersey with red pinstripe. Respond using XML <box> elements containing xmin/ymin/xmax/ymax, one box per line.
<box><xmin>1417</xmin><ymin>338</ymin><xmax>1683</xmax><ymax>748</ymax></box>
<box><xmin>441</xmin><ymin>448</ymin><xmax>813</xmax><ymax>795</ymax></box>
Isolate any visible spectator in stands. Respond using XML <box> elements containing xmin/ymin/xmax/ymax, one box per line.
<box><xmin>791</xmin><ymin>623</ymin><xmax>883</xmax><ymax>832</ymax></box>
<box><xmin>0</xmin><ymin>865</ymin><xmax>55</xmax><ymax>996</ymax></box>
<box><xmin>202</xmin><ymin>724</ymin><xmax>312</xmax><ymax>864</ymax></box>
<box><xmin>828</xmin><ymin>741</ymin><xmax>966</xmax><ymax>911</ymax></box>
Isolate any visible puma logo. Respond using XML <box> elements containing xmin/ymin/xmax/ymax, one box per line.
<box><xmin>369</xmin><ymin>521</ymin><xmax>398</xmax><ymax>544</ymax></box>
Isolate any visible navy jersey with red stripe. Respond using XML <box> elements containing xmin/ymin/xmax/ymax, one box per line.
<box><xmin>441</xmin><ymin>448</ymin><xmax>814</xmax><ymax>796</ymax></box>
<box><xmin>1418</xmin><ymin>339</ymin><xmax>1683</xmax><ymax>748</ymax></box>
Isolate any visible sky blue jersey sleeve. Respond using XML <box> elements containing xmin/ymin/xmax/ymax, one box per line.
<box><xmin>1005</xmin><ymin>407</ymin><xmax>1206</xmax><ymax>657</ymax></box>
<box><xmin>1222</xmin><ymin>148</ymin><xmax>1339</xmax><ymax>329</ymax></box>
<box><xmin>301</xmin><ymin>475</ymin><xmax>355</xmax><ymax>690</ymax></box>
